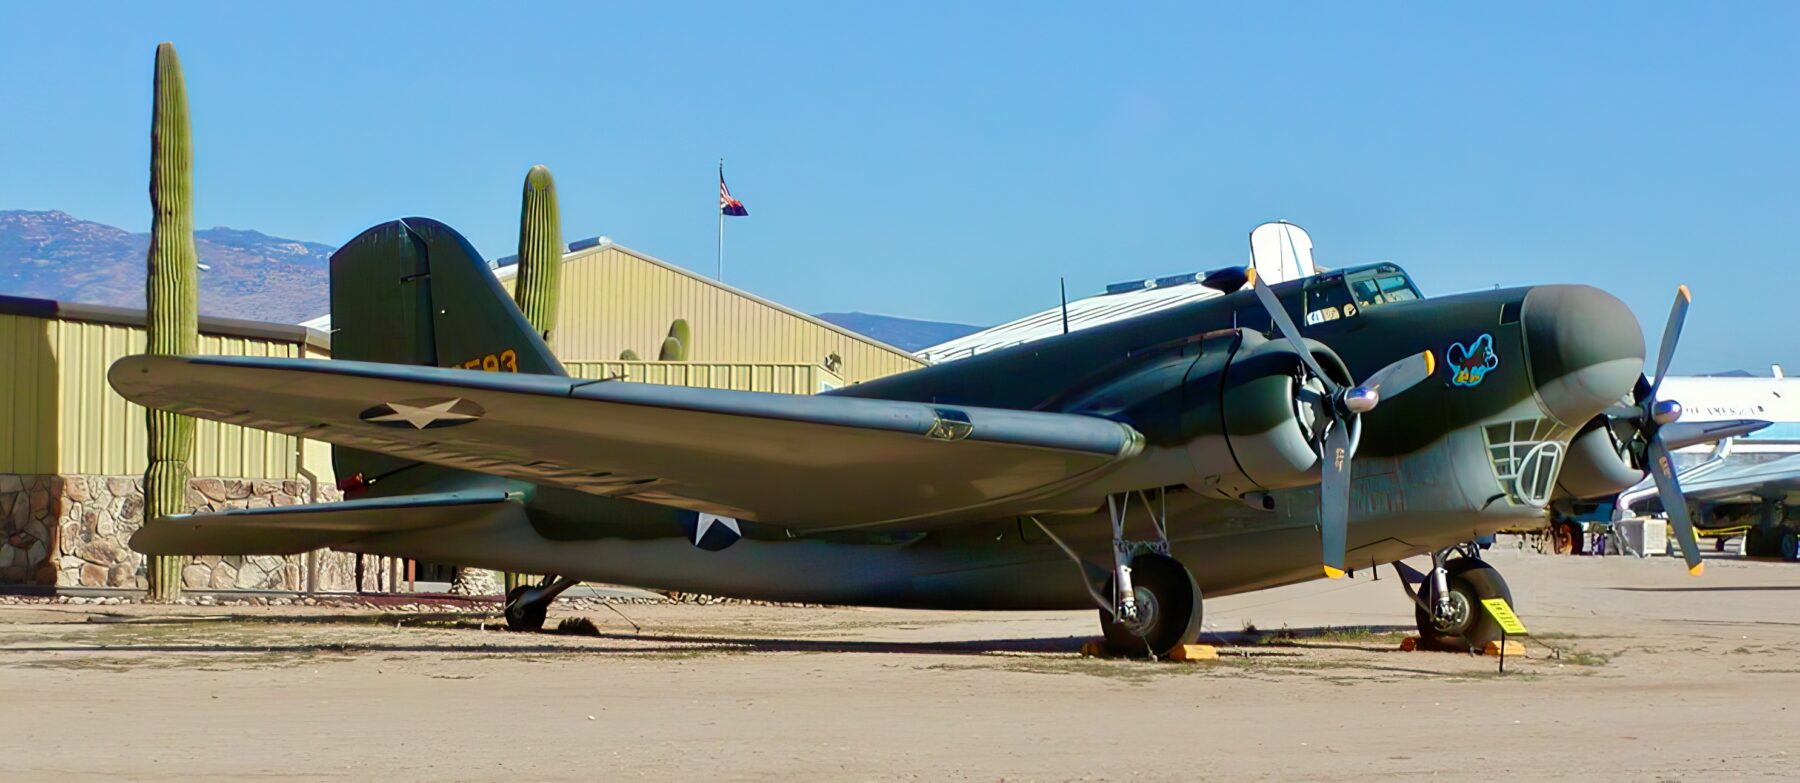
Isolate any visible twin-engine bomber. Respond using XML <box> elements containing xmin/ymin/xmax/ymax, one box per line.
<box><xmin>111</xmin><ymin>218</ymin><xmax>1721</xmax><ymax>657</ymax></box>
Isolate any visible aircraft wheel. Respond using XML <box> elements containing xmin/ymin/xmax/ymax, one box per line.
<box><xmin>1745</xmin><ymin>526</ymin><xmax>1775</xmax><ymax>558</ymax></box>
<box><xmin>1551</xmin><ymin>521</ymin><xmax>1582</xmax><ymax>556</ymax></box>
<box><xmin>1780</xmin><ymin>528</ymin><xmax>1799</xmax><ymax>563</ymax></box>
<box><xmin>1098</xmin><ymin>553</ymin><xmax>1202</xmax><ymax>658</ymax></box>
<box><xmin>504</xmin><ymin>585</ymin><xmax>547</xmax><ymax>632</ymax></box>
<box><xmin>1414</xmin><ymin>558</ymin><xmax>1511</xmax><ymax>653</ymax></box>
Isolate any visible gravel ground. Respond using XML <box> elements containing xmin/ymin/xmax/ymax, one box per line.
<box><xmin>1</xmin><ymin>544</ymin><xmax>1796</xmax><ymax>781</ymax></box>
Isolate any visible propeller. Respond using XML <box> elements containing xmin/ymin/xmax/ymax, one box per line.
<box><xmin>1249</xmin><ymin>270</ymin><xmax>1435</xmax><ymax>578</ymax></box>
<box><xmin>1605</xmin><ymin>286</ymin><xmax>1706</xmax><ymax>575</ymax></box>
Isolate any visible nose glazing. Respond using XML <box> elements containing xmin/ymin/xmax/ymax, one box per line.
<box><xmin>1520</xmin><ymin>285</ymin><xmax>1645</xmax><ymax>427</ymax></box>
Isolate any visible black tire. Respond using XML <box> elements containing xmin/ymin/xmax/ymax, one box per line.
<box><xmin>504</xmin><ymin>585</ymin><xmax>547</xmax><ymax>632</ymax></box>
<box><xmin>1780</xmin><ymin>528</ymin><xmax>1799</xmax><ymax>563</ymax></box>
<box><xmin>1551</xmin><ymin>521</ymin><xmax>1581</xmax><ymax>556</ymax></box>
<box><xmin>1715</xmin><ymin>536</ymin><xmax>1728</xmax><ymax>553</ymax></box>
<box><xmin>1413</xmin><ymin>558</ymin><xmax>1512</xmax><ymax>653</ymax></box>
<box><xmin>1745</xmin><ymin>526</ymin><xmax>1776</xmax><ymax>558</ymax></box>
<box><xmin>1098</xmin><ymin>553</ymin><xmax>1202</xmax><ymax>658</ymax></box>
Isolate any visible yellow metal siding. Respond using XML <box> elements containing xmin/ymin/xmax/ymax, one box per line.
<box><xmin>506</xmin><ymin>246</ymin><xmax>924</xmax><ymax>384</ymax></box>
<box><xmin>1</xmin><ymin>313</ymin><xmax>56</xmax><ymax>473</ymax></box>
<box><xmin>564</xmin><ymin>360</ymin><xmax>841</xmax><ymax>394</ymax></box>
<box><xmin>0</xmin><ymin>312</ymin><xmax>331</xmax><ymax>480</ymax></box>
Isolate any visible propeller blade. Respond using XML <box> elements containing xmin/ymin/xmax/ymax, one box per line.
<box><xmin>1645</xmin><ymin>435</ymin><xmax>1704</xmax><ymax>576</ymax></box>
<box><xmin>1659</xmin><ymin>419</ymin><xmax>1772</xmax><ymax>452</ymax></box>
<box><xmin>1251</xmin><ymin>274</ymin><xmax>1337</xmax><ymax>392</ymax></box>
<box><xmin>1604</xmin><ymin>403</ymin><xmax>1644</xmax><ymax>419</ymax></box>
<box><xmin>1319</xmin><ymin>420</ymin><xmax>1352</xmax><ymax>579</ymax></box>
<box><xmin>1649</xmin><ymin>285</ymin><xmax>1690</xmax><ymax>400</ymax></box>
<box><xmin>1360</xmin><ymin>350</ymin><xmax>1437</xmax><ymax>401</ymax></box>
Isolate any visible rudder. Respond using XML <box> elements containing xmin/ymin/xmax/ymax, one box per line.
<box><xmin>330</xmin><ymin>217</ymin><xmax>563</xmax><ymax>374</ymax></box>
<box><xmin>328</xmin><ymin>217</ymin><xmax>564</xmax><ymax>484</ymax></box>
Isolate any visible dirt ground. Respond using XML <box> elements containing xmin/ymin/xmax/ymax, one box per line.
<box><xmin>2</xmin><ymin>543</ymin><xmax>1797</xmax><ymax>781</ymax></box>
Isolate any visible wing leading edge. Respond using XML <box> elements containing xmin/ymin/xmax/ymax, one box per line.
<box><xmin>110</xmin><ymin>355</ymin><xmax>1143</xmax><ymax>530</ymax></box>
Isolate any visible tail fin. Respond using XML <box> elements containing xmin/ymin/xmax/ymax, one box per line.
<box><xmin>329</xmin><ymin>217</ymin><xmax>564</xmax><ymax>484</ymax></box>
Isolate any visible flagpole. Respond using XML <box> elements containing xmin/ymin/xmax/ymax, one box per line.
<box><xmin>716</xmin><ymin>158</ymin><xmax>725</xmax><ymax>281</ymax></box>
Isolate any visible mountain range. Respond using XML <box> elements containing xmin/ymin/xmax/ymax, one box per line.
<box><xmin>0</xmin><ymin>209</ymin><xmax>979</xmax><ymax>351</ymax></box>
<box><xmin>1</xmin><ymin>209</ymin><xmax>333</xmax><ymax>323</ymax></box>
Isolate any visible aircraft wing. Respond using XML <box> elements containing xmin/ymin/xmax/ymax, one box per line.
<box><xmin>1676</xmin><ymin>453</ymin><xmax>1800</xmax><ymax>505</ymax></box>
<box><xmin>110</xmin><ymin>355</ymin><xmax>1143</xmax><ymax>531</ymax></box>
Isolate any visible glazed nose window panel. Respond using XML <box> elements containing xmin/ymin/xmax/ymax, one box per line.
<box><xmin>1484</xmin><ymin>418</ymin><xmax>1574</xmax><ymax>506</ymax></box>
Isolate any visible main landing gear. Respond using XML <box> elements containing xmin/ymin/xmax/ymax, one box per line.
<box><xmin>1034</xmin><ymin>488</ymin><xmax>1203</xmax><ymax>659</ymax></box>
<box><xmin>1397</xmin><ymin>544</ymin><xmax>1513</xmax><ymax>652</ymax></box>
<box><xmin>503</xmin><ymin>574</ymin><xmax>580</xmax><ymax>631</ymax></box>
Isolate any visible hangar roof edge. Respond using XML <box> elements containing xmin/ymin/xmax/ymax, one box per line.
<box><xmin>0</xmin><ymin>293</ymin><xmax>332</xmax><ymax>352</ymax></box>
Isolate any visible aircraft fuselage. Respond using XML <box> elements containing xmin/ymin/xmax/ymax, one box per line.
<box><xmin>346</xmin><ymin>265</ymin><xmax>1647</xmax><ymax>609</ymax></box>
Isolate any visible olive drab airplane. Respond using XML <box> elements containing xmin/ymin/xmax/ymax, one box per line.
<box><xmin>110</xmin><ymin>218</ymin><xmax>1735</xmax><ymax>658</ymax></box>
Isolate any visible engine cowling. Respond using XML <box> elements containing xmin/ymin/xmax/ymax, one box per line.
<box><xmin>1054</xmin><ymin>328</ymin><xmax>1356</xmax><ymax>501</ymax></box>
<box><xmin>1555</xmin><ymin>415</ymin><xmax>1644</xmax><ymax>500</ymax></box>
<box><xmin>1192</xmin><ymin>329</ymin><xmax>1358</xmax><ymax>496</ymax></box>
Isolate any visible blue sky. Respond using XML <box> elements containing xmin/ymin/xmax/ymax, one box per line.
<box><xmin>2</xmin><ymin>2</ymin><xmax>1795</xmax><ymax>372</ymax></box>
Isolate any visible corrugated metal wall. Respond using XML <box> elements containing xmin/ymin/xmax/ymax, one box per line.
<box><xmin>0</xmin><ymin>312</ymin><xmax>334</xmax><ymax>480</ymax></box>
<box><xmin>499</xmin><ymin>245</ymin><xmax>924</xmax><ymax>385</ymax></box>
<box><xmin>564</xmin><ymin>360</ymin><xmax>842</xmax><ymax>394</ymax></box>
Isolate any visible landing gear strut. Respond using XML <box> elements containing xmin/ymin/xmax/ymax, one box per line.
<box><xmin>1033</xmin><ymin>488</ymin><xmax>1202</xmax><ymax>659</ymax></box>
<box><xmin>1399</xmin><ymin>546</ymin><xmax>1512</xmax><ymax>652</ymax></box>
<box><xmin>503</xmin><ymin>574</ymin><xmax>580</xmax><ymax>631</ymax></box>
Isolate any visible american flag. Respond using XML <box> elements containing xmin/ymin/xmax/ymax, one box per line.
<box><xmin>719</xmin><ymin>169</ymin><xmax>748</xmax><ymax>217</ymax></box>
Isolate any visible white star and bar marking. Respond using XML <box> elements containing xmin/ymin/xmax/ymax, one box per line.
<box><xmin>365</xmin><ymin>398</ymin><xmax>480</xmax><ymax>429</ymax></box>
<box><xmin>694</xmin><ymin>513</ymin><xmax>741</xmax><ymax>545</ymax></box>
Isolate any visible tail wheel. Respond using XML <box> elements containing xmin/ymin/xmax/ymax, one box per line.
<box><xmin>1414</xmin><ymin>558</ymin><xmax>1512</xmax><ymax>652</ymax></box>
<box><xmin>1099</xmin><ymin>553</ymin><xmax>1203</xmax><ymax>658</ymax></box>
<box><xmin>1551</xmin><ymin>521</ymin><xmax>1582</xmax><ymax>555</ymax></box>
<box><xmin>503</xmin><ymin>585</ymin><xmax>548</xmax><ymax>632</ymax></box>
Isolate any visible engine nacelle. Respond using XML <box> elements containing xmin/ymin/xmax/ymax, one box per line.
<box><xmin>1554</xmin><ymin>415</ymin><xmax>1644</xmax><ymax>500</ymax></box>
<box><xmin>1055</xmin><ymin>328</ymin><xmax>1356</xmax><ymax>501</ymax></box>
<box><xmin>1186</xmin><ymin>329</ymin><xmax>1357</xmax><ymax>497</ymax></box>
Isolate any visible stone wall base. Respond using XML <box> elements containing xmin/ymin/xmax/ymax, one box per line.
<box><xmin>1</xmin><ymin>473</ymin><xmax>358</xmax><ymax>592</ymax></box>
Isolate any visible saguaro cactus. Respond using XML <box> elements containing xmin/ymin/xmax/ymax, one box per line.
<box><xmin>144</xmin><ymin>42</ymin><xmax>199</xmax><ymax>601</ymax></box>
<box><xmin>513</xmin><ymin>164</ymin><xmax>563</xmax><ymax>343</ymax></box>
<box><xmin>659</xmin><ymin>318</ymin><xmax>691</xmax><ymax>361</ymax></box>
<box><xmin>495</xmin><ymin>164</ymin><xmax>565</xmax><ymax>594</ymax></box>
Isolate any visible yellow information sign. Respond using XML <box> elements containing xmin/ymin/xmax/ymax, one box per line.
<box><xmin>1480</xmin><ymin>598</ymin><xmax>1528</xmax><ymax>635</ymax></box>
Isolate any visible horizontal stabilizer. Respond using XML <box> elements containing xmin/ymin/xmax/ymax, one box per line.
<box><xmin>130</xmin><ymin>490</ymin><xmax>519</xmax><ymax>556</ymax></box>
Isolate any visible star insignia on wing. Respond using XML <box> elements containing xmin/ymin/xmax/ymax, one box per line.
<box><xmin>685</xmin><ymin>512</ymin><xmax>742</xmax><ymax>551</ymax></box>
<box><xmin>359</xmin><ymin>398</ymin><xmax>485</xmax><ymax>429</ymax></box>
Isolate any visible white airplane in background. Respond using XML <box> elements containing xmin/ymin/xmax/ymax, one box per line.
<box><xmin>1659</xmin><ymin>367</ymin><xmax>1800</xmax><ymax>459</ymax></box>
<box><xmin>1591</xmin><ymin>367</ymin><xmax>1800</xmax><ymax>561</ymax></box>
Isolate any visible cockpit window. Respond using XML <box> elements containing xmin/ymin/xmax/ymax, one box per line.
<box><xmin>1347</xmin><ymin>267</ymin><xmax>1420</xmax><ymax>309</ymax></box>
<box><xmin>1304</xmin><ymin>274</ymin><xmax>1353</xmax><ymax>325</ymax></box>
<box><xmin>1304</xmin><ymin>264</ymin><xmax>1421</xmax><ymax>326</ymax></box>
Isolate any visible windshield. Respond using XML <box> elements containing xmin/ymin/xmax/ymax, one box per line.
<box><xmin>1346</xmin><ymin>266</ymin><xmax>1420</xmax><ymax>310</ymax></box>
<box><xmin>1303</xmin><ymin>264</ymin><xmax>1421</xmax><ymax>326</ymax></box>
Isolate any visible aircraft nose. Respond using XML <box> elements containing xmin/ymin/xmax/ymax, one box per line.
<box><xmin>1520</xmin><ymin>285</ymin><xmax>1645</xmax><ymax>427</ymax></box>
